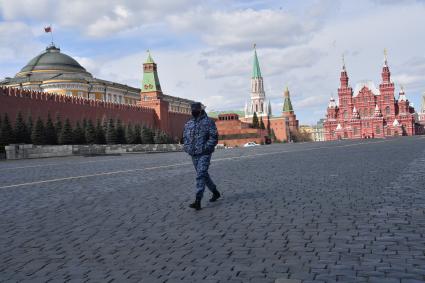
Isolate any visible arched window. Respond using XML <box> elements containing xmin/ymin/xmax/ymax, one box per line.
<box><xmin>353</xmin><ymin>127</ymin><xmax>358</xmax><ymax>135</ymax></box>
<box><xmin>376</xmin><ymin>126</ymin><xmax>381</xmax><ymax>134</ymax></box>
<box><xmin>385</xmin><ymin>106</ymin><xmax>391</xmax><ymax>115</ymax></box>
<box><xmin>343</xmin><ymin>110</ymin><xmax>348</xmax><ymax>119</ymax></box>
<box><xmin>370</xmin><ymin>108</ymin><xmax>373</xmax><ymax>116</ymax></box>
<box><xmin>385</xmin><ymin>95</ymin><xmax>390</xmax><ymax>103</ymax></box>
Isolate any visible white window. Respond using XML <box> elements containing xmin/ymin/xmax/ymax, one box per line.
<box><xmin>113</xmin><ymin>95</ymin><xmax>117</xmax><ymax>102</ymax></box>
<box><xmin>108</xmin><ymin>94</ymin><xmax>112</xmax><ymax>102</ymax></box>
<box><xmin>78</xmin><ymin>91</ymin><xmax>83</xmax><ymax>97</ymax></box>
<box><xmin>118</xmin><ymin>96</ymin><xmax>122</xmax><ymax>104</ymax></box>
<box><xmin>66</xmin><ymin>91</ymin><xmax>72</xmax><ymax>96</ymax></box>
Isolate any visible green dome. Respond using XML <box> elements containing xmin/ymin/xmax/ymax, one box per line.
<box><xmin>16</xmin><ymin>45</ymin><xmax>88</xmax><ymax>77</ymax></box>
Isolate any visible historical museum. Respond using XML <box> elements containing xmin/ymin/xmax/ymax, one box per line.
<box><xmin>324</xmin><ymin>53</ymin><xmax>419</xmax><ymax>140</ymax></box>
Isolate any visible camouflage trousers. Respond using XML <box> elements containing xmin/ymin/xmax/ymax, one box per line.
<box><xmin>192</xmin><ymin>154</ymin><xmax>217</xmax><ymax>200</ymax></box>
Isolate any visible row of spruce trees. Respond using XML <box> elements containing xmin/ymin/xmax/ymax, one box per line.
<box><xmin>251</xmin><ymin>112</ymin><xmax>277</xmax><ymax>141</ymax></box>
<box><xmin>0</xmin><ymin>112</ymin><xmax>175</xmax><ymax>152</ymax></box>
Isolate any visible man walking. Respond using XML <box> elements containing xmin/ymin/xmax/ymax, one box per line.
<box><xmin>183</xmin><ymin>102</ymin><xmax>221</xmax><ymax>210</ymax></box>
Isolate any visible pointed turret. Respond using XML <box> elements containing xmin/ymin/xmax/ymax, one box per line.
<box><xmin>352</xmin><ymin>106</ymin><xmax>360</xmax><ymax>119</ymax></box>
<box><xmin>374</xmin><ymin>104</ymin><xmax>382</xmax><ymax>117</ymax></box>
<box><xmin>340</xmin><ymin>54</ymin><xmax>349</xmax><ymax>88</ymax></box>
<box><xmin>381</xmin><ymin>49</ymin><xmax>391</xmax><ymax>84</ymax></box>
<box><xmin>252</xmin><ymin>45</ymin><xmax>262</xmax><ymax>78</ymax></box>
<box><xmin>283</xmin><ymin>87</ymin><xmax>294</xmax><ymax>113</ymax></box>
<box><xmin>141</xmin><ymin>50</ymin><xmax>162</xmax><ymax>99</ymax></box>
<box><xmin>398</xmin><ymin>86</ymin><xmax>407</xmax><ymax>101</ymax></box>
<box><xmin>268</xmin><ymin>100</ymin><xmax>272</xmax><ymax>116</ymax></box>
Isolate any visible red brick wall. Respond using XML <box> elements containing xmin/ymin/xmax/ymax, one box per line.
<box><xmin>168</xmin><ymin>112</ymin><xmax>191</xmax><ymax>140</ymax></box>
<box><xmin>0</xmin><ymin>87</ymin><xmax>193</xmax><ymax>141</ymax></box>
<box><xmin>0</xmin><ymin>86</ymin><xmax>155</xmax><ymax>128</ymax></box>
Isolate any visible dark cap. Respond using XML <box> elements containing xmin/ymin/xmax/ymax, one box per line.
<box><xmin>191</xmin><ymin>102</ymin><xmax>202</xmax><ymax>111</ymax></box>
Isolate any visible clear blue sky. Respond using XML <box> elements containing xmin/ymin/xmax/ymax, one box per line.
<box><xmin>1</xmin><ymin>0</ymin><xmax>424</xmax><ymax>124</ymax></box>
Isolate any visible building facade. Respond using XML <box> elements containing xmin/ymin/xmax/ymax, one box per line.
<box><xmin>216</xmin><ymin>113</ymin><xmax>267</xmax><ymax>147</ymax></box>
<box><xmin>324</xmin><ymin>54</ymin><xmax>416</xmax><ymax>141</ymax></box>
<box><xmin>0</xmin><ymin>45</ymin><xmax>196</xmax><ymax>141</ymax></box>
<box><xmin>312</xmin><ymin>119</ymin><xmax>325</xmax><ymax>142</ymax></box>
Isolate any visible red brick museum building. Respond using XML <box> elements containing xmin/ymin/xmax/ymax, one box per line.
<box><xmin>324</xmin><ymin>55</ymin><xmax>417</xmax><ymax>141</ymax></box>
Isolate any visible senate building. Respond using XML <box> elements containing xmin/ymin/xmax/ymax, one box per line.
<box><xmin>0</xmin><ymin>44</ymin><xmax>193</xmax><ymax>115</ymax></box>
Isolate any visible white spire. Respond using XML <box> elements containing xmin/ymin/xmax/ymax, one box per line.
<box><xmin>374</xmin><ymin>104</ymin><xmax>382</xmax><ymax>117</ymax></box>
<box><xmin>393</xmin><ymin>119</ymin><xmax>400</xmax><ymax>126</ymax></box>
<box><xmin>352</xmin><ymin>106</ymin><xmax>360</xmax><ymax>119</ymax></box>
<box><xmin>336</xmin><ymin>123</ymin><xmax>342</xmax><ymax>130</ymax></box>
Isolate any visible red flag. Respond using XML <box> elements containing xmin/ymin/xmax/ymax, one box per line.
<box><xmin>44</xmin><ymin>26</ymin><xmax>52</xmax><ymax>33</ymax></box>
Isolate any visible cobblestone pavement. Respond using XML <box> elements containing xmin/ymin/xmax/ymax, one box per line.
<box><xmin>1</xmin><ymin>137</ymin><xmax>425</xmax><ymax>283</ymax></box>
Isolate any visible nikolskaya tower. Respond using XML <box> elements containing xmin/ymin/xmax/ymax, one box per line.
<box><xmin>244</xmin><ymin>45</ymin><xmax>272</xmax><ymax>120</ymax></box>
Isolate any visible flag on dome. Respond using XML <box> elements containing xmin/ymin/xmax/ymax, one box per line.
<box><xmin>44</xmin><ymin>26</ymin><xmax>52</xmax><ymax>33</ymax></box>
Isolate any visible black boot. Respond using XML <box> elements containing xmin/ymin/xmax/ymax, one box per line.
<box><xmin>209</xmin><ymin>190</ymin><xmax>221</xmax><ymax>202</ymax></box>
<box><xmin>189</xmin><ymin>199</ymin><xmax>201</xmax><ymax>210</ymax></box>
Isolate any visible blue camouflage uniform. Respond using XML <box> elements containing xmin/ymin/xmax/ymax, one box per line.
<box><xmin>183</xmin><ymin>110</ymin><xmax>218</xmax><ymax>200</ymax></box>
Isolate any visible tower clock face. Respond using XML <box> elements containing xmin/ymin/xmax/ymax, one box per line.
<box><xmin>144</xmin><ymin>84</ymin><xmax>149</xmax><ymax>89</ymax></box>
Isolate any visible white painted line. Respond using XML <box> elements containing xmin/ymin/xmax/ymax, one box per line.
<box><xmin>0</xmin><ymin>139</ymin><xmax>391</xmax><ymax>190</ymax></box>
<box><xmin>0</xmin><ymin>155</ymin><xmax>147</xmax><ymax>171</ymax></box>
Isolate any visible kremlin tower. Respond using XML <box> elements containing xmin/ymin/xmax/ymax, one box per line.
<box><xmin>244</xmin><ymin>46</ymin><xmax>272</xmax><ymax>120</ymax></box>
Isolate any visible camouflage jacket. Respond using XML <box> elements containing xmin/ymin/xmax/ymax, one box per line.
<box><xmin>183</xmin><ymin>112</ymin><xmax>218</xmax><ymax>156</ymax></box>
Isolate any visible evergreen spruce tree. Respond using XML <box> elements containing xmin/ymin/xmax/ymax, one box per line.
<box><xmin>82</xmin><ymin>118</ymin><xmax>87</xmax><ymax>133</ymax></box>
<box><xmin>95</xmin><ymin>119</ymin><xmax>106</xmax><ymax>144</ymax></box>
<box><xmin>85</xmin><ymin>120</ymin><xmax>96</xmax><ymax>144</ymax></box>
<box><xmin>73</xmin><ymin>121</ymin><xmax>86</xmax><ymax>144</ymax></box>
<box><xmin>54</xmin><ymin>114</ymin><xmax>62</xmax><ymax>145</ymax></box>
<box><xmin>133</xmin><ymin>124</ymin><xmax>142</xmax><ymax>144</ymax></box>
<box><xmin>252</xmin><ymin>112</ymin><xmax>259</xmax><ymax>128</ymax></box>
<box><xmin>31</xmin><ymin>117</ymin><xmax>46</xmax><ymax>145</ymax></box>
<box><xmin>153</xmin><ymin>129</ymin><xmax>162</xmax><ymax>144</ymax></box>
<box><xmin>45</xmin><ymin>113</ymin><xmax>57</xmax><ymax>145</ymax></box>
<box><xmin>115</xmin><ymin>119</ymin><xmax>126</xmax><ymax>144</ymax></box>
<box><xmin>125</xmin><ymin>123</ymin><xmax>136</xmax><ymax>144</ymax></box>
<box><xmin>266</xmin><ymin>115</ymin><xmax>271</xmax><ymax>137</ymax></box>
<box><xmin>26</xmin><ymin>115</ymin><xmax>33</xmax><ymax>143</ymax></box>
<box><xmin>59</xmin><ymin>118</ymin><xmax>74</xmax><ymax>145</ymax></box>
<box><xmin>271</xmin><ymin>128</ymin><xmax>277</xmax><ymax>142</ymax></box>
<box><xmin>259</xmin><ymin>117</ymin><xmax>265</xmax><ymax>130</ymax></box>
<box><xmin>141</xmin><ymin>126</ymin><xmax>154</xmax><ymax>144</ymax></box>
<box><xmin>106</xmin><ymin>118</ymin><xmax>117</xmax><ymax>144</ymax></box>
<box><xmin>14</xmin><ymin>112</ymin><xmax>28</xmax><ymax>143</ymax></box>
<box><xmin>0</xmin><ymin>113</ymin><xmax>14</xmax><ymax>147</ymax></box>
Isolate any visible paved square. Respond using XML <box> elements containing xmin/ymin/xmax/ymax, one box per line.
<box><xmin>1</xmin><ymin>137</ymin><xmax>425</xmax><ymax>282</ymax></box>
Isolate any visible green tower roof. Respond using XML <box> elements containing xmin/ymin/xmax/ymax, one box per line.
<box><xmin>283</xmin><ymin>87</ymin><xmax>294</xmax><ymax>112</ymax></box>
<box><xmin>146</xmin><ymin>51</ymin><xmax>155</xmax><ymax>63</ymax></box>
<box><xmin>142</xmin><ymin>51</ymin><xmax>162</xmax><ymax>93</ymax></box>
<box><xmin>252</xmin><ymin>48</ymin><xmax>262</xmax><ymax>78</ymax></box>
